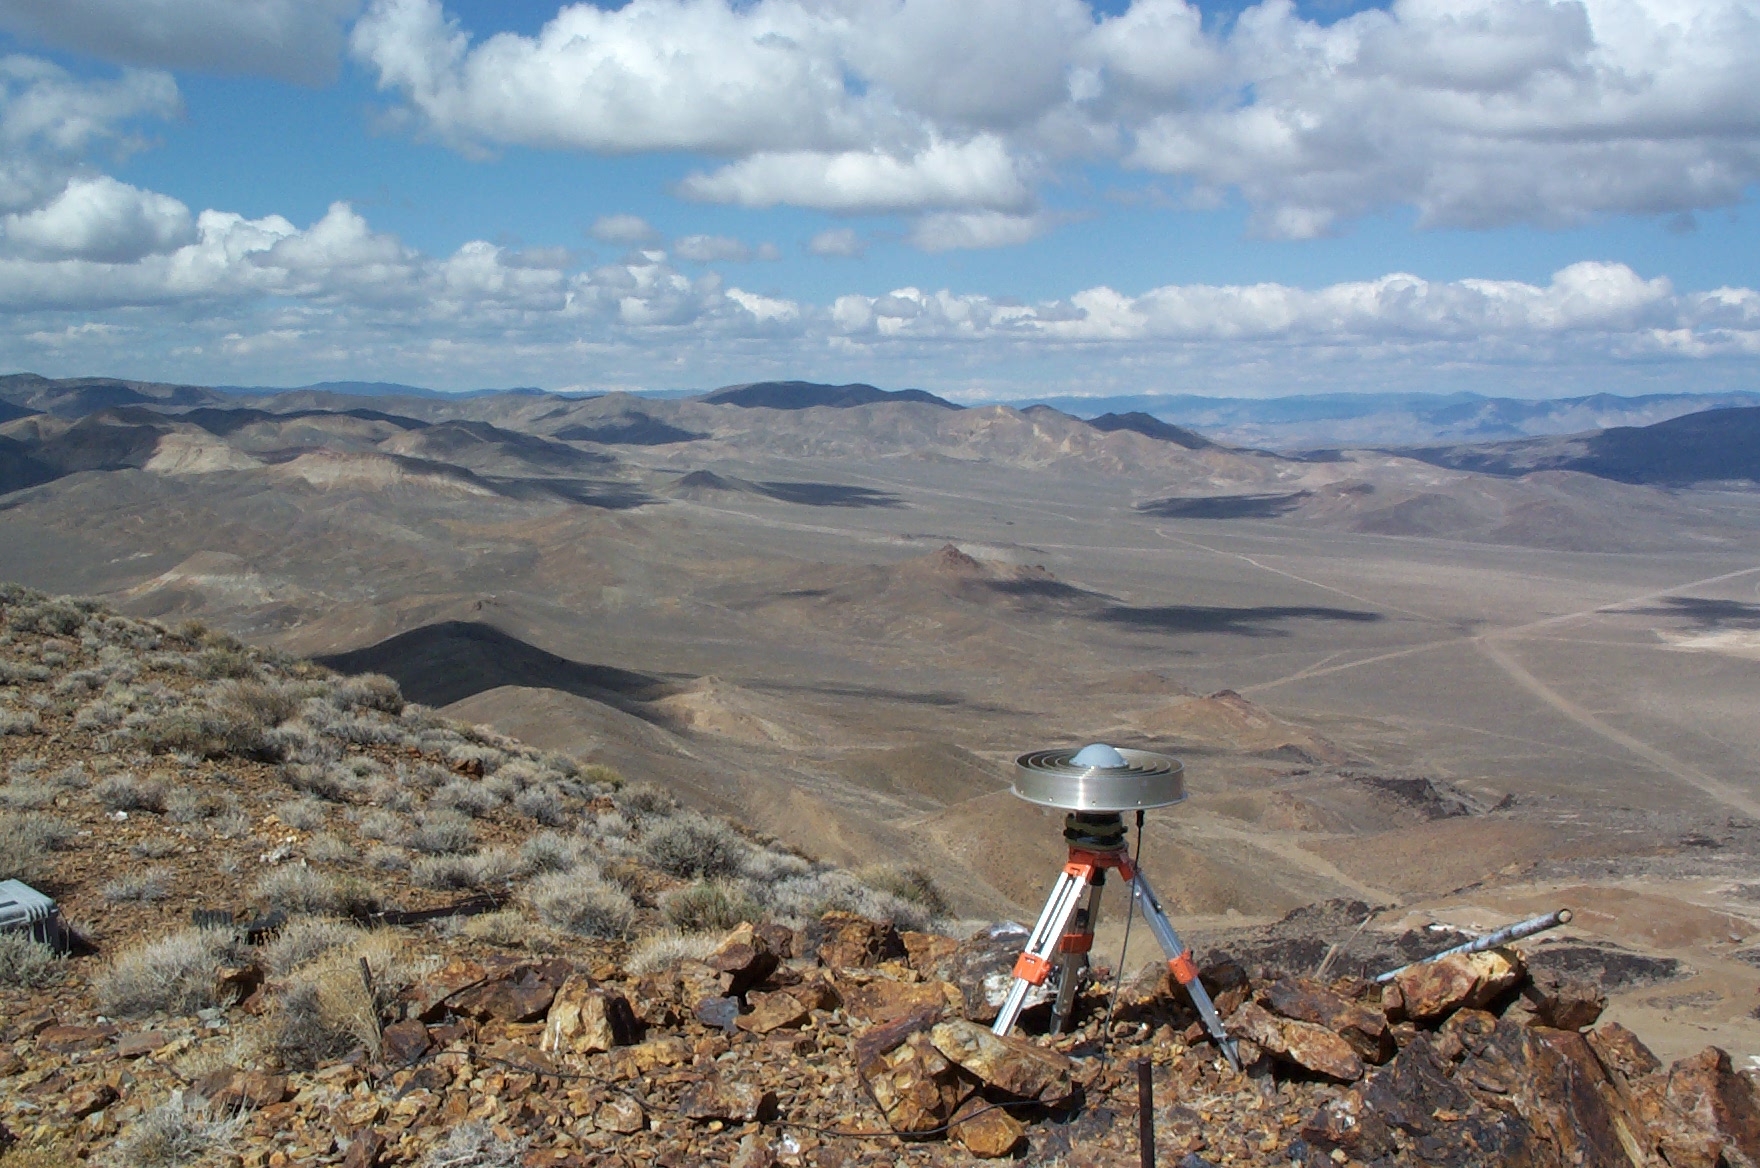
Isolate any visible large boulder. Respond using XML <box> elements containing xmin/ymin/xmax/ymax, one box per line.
<box><xmin>1390</xmin><ymin>948</ymin><xmax>1523</xmax><ymax>1023</ymax></box>
<box><xmin>1231</xmin><ymin>1001</ymin><xmax>1365</xmax><ymax>1083</ymax></box>
<box><xmin>542</xmin><ymin>975</ymin><xmax>639</xmax><ymax>1055</ymax></box>
<box><xmin>928</xmin><ymin>1019</ymin><xmax>1074</xmax><ymax>1102</ymax></box>
<box><xmin>1261</xmin><ymin>977</ymin><xmax>1394</xmax><ymax>1064</ymax></box>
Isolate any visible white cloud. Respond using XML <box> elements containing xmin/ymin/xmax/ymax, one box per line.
<box><xmin>588</xmin><ymin>214</ymin><xmax>658</xmax><ymax>245</ymax></box>
<box><xmin>677</xmin><ymin>136</ymin><xmax>1033</xmax><ymax>214</ymax></box>
<box><xmin>0</xmin><ymin>56</ymin><xmax>180</xmax><ymax>216</ymax></box>
<box><xmin>672</xmin><ymin>234</ymin><xmax>752</xmax><ymax>263</ymax></box>
<box><xmin>0</xmin><ymin>0</ymin><xmax>361</xmax><ymax>85</ymax></box>
<box><xmin>349</xmin><ymin>0</ymin><xmax>1760</xmax><ymax>235</ymax></box>
<box><xmin>2</xmin><ymin>175</ymin><xmax>194</xmax><ymax>262</ymax></box>
<box><xmin>907</xmin><ymin>211</ymin><xmax>1059</xmax><ymax>253</ymax></box>
<box><xmin>808</xmin><ymin>228</ymin><xmax>865</xmax><ymax>258</ymax></box>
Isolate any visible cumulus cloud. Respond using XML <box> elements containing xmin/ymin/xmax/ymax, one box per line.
<box><xmin>350</xmin><ymin>0</ymin><xmax>1760</xmax><ymax>235</ymax></box>
<box><xmin>0</xmin><ymin>0</ymin><xmax>361</xmax><ymax>85</ymax></box>
<box><xmin>2</xmin><ymin>175</ymin><xmax>194</xmax><ymax>263</ymax></box>
<box><xmin>678</xmin><ymin>137</ymin><xmax>1033</xmax><ymax>214</ymax></box>
<box><xmin>808</xmin><ymin>228</ymin><xmax>865</xmax><ymax>258</ymax></box>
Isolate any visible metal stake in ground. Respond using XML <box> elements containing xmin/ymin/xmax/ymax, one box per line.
<box><xmin>1138</xmin><ymin>1058</ymin><xmax>1155</xmax><ymax>1168</ymax></box>
<box><xmin>992</xmin><ymin>744</ymin><xmax>1241</xmax><ymax>1071</ymax></box>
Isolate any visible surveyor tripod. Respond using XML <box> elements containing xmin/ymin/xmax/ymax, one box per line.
<box><xmin>991</xmin><ymin>811</ymin><xmax>1240</xmax><ymax>1070</ymax></box>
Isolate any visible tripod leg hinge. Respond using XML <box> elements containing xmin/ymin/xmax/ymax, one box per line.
<box><xmin>1012</xmin><ymin>953</ymin><xmax>1055</xmax><ymax>986</ymax></box>
<box><xmin>1168</xmin><ymin>950</ymin><xmax>1200</xmax><ymax>985</ymax></box>
<box><xmin>1058</xmin><ymin>933</ymin><xmax>1094</xmax><ymax>955</ymax></box>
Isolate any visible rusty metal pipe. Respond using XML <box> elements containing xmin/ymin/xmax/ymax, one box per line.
<box><xmin>1373</xmin><ymin>909</ymin><xmax>1573</xmax><ymax>983</ymax></box>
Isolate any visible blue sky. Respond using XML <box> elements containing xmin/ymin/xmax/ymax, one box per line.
<box><xmin>0</xmin><ymin>0</ymin><xmax>1755</xmax><ymax>399</ymax></box>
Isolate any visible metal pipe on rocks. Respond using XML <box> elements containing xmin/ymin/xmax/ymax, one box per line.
<box><xmin>1373</xmin><ymin>909</ymin><xmax>1574</xmax><ymax>984</ymax></box>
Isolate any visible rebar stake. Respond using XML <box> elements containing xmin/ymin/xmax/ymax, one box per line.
<box><xmin>1138</xmin><ymin>1058</ymin><xmax>1155</xmax><ymax>1168</ymax></box>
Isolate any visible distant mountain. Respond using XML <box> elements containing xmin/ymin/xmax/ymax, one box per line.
<box><xmin>700</xmin><ymin>380</ymin><xmax>960</xmax><ymax>410</ymax></box>
<box><xmin>0</xmin><ymin>399</ymin><xmax>35</xmax><ymax>424</ymax></box>
<box><xmin>0</xmin><ymin>372</ymin><xmax>222</xmax><ymax>417</ymax></box>
<box><xmin>215</xmin><ymin>380</ymin><xmax>550</xmax><ymax>400</ymax></box>
<box><xmin>1404</xmin><ymin>406</ymin><xmax>1760</xmax><ymax>487</ymax></box>
<box><xmin>1086</xmin><ymin>411</ymin><xmax>1214</xmax><ymax>450</ymax></box>
<box><xmin>1011</xmin><ymin>389</ymin><xmax>1760</xmax><ymax>449</ymax></box>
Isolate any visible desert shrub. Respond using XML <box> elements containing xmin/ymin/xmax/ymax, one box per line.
<box><xmin>8</xmin><ymin>598</ymin><xmax>85</xmax><ymax>636</ymax></box>
<box><xmin>410</xmin><ymin>855</ymin><xmax>481</xmax><ymax>891</ymax></box>
<box><xmin>279</xmin><ymin>762</ymin><xmax>354</xmax><ymax>802</ymax></box>
<box><xmin>113</xmin><ymin>1093</ymin><xmax>244</xmax><ymax>1168</ymax></box>
<box><xmin>306</xmin><ymin>833</ymin><xmax>353</xmax><ymax>864</ymax></box>
<box><xmin>74</xmin><ymin>699</ymin><xmax>124</xmax><ymax>730</ymax></box>
<box><xmin>105</xmin><ymin>871</ymin><xmax>172</xmax><ymax>902</ymax></box>
<box><xmin>421</xmin><ymin>1122</ymin><xmax>528</xmax><ymax>1168</ymax></box>
<box><xmin>525</xmin><ymin>869</ymin><xmax>633</xmax><ymax>939</ymax></box>
<box><xmin>0</xmin><ymin>932</ymin><xmax>59</xmax><ymax>987</ymax></box>
<box><xmin>219</xmin><ymin>679</ymin><xmax>300</xmax><ymax>728</ymax></box>
<box><xmin>131</xmin><ymin>836</ymin><xmax>181</xmax><ymax>859</ymax></box>
<box><xmin>614</xmin><ymin>783</ymin><xmax>675</xmax><ymax>822</ymax></box>
<box><xmin>0</xmin><ymin>781</ymin><xmax>54</xmax><ymax>809</ymax></box>
<box><xmin>196</xmin><ymin>643</ymin><xmax>256</xmax><ymax>681</ymax></box>
<box><xmin>517</xmin><ymin>832</ymin><xmax>582</xmax><ymax>875</ymax></box>
<box><xmin>165</xmin><ymin>789</ymin><xmax>224</xmax><ymax>822</ymax></box>
<box><xmin>53</xmin><ymin>668</ymin><xmax>105</xmax><ymax>696</ymax></box>
<box><xmin>366</xmin><ymin>846</ymin><xmax>408</xmax><ymax>871</ymax></box>
<box><xmin>364</xmin><ymin>780</ymin><xmax>416</xmax><ymax>813</ymax></box>
<box><xmin>0</xmin><ymin>811</ymin><xmax>72</xmax><ymax>882</ymax></box>
<box><xmin>0</xmin><ymin>658</ymin><xmax>52</xmax><ymax>684</ymax></box>
<box><xmin>262</xmin><ymin>918</ymin><xmax>364</xmax><ymax>976</ymax></box>
<box><xmin>739</xmin><ymin>848</ymin><xmax>813</xmax><ymax>883</ymax></box>
<box><xmin>473</xmin><ymin>847</ymin><xmax>519</xmax><ymax>886</ymax></box>
<box><xmin>462</xmin><ymin>910</ymin><xmax>531</xmax><ymax>947</ymax></box>
<box><xmin>446</xmin><ymin>743</ymin><xmax>506</xmax><ymax>775</ymax></box>
<box><xmin>764</xmin><ymin>870</ymin><xmax>933</xmax><ymax>933</ymax></box>
<box><xmin>321</xmin><ymin>714</ymin><xmax>410</xmax><ymax>747</ymax></box>
<box><xmin>357</xmin><ymin>809</ymin><xmax>405</xmax><ymax>841</ymax></box>
<box><xmin>661</xmin><ymin>880</ymin><xmax>761</xmax><ymax>934</ymax></box>
<box><xmin>626</xmin><ymin>931</ymin><xmax>718</xmax><ymax>976</ymax></box>
<box><xmin>135</xmin><ymin>708</ymin><xmax>278</xmax><ymax>761</ymax></box>
<box><xmin>253</xmin><ymin>866</ymin><xmax>378</xmax><ymax>918</ymax></box>
<box><xmin>210</xmin><ymin>809</ymin><xmax>252</xmax><ymax>839</ymax></box>
<box><xmin>580</xmin><ymin>809</ymin><xmax>632</xmax><ymax>847</ymax></box>
<box><xmin>332</xmin><ymin>673</ymin><xmax>404</xmax><ymax>716</ymax></box>
<box><xmin>97</xmin><ymin>927</ymin><xmax>243</xmax><ymax>1017</ymax></box>
<box><xmin>407</xmin><ymin>810</ymin><xmax>475</xmax><ymax>855</ymax></box>
<box><xmin>0</xmin><ymin>708</ymin><xmax>41</xmax><ymax>735</ymax></box>
<box><xmin>645</xmin><ymin>813</ymin><xmax>746</xmax><ymax>880</ymax></box>
<box><xmin>512</xmin><ymin>784</ymin><xmax>567</xmax><ymax>825</ymax></box>
<box><xmin>434</xmin><ymin>779</ymin><xmax>502</xmax><ymax>818</ymax></box>
<box><xmin>95</xmin><ymin>772</ymin><xmax>167</xmax><ymax>812</ymax></box>
<box><xmin>275</xmin><ymin>798</ymin><xmax>327</xmax><ymax>831</ymax></box>
<box><xmin>45</xmin><ymin>762</ymin><xmax>88</xmax><ymax>789</ymax></box>
<box><xmin>856</xmin><ymin>864</ymin><xmax>951</xmax><ymax>917</ymax></box>
<box><xmin>398</xmin><ymin>761</ymin><xmax>452</xmax><ymax>793</ymax></box>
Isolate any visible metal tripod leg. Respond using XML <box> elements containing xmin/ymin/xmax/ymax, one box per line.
<box><xmin>1050</xmin><ymin>880</ymin><xmax>1102</xmax><ymax>1033</ymax></box>
<box><xmin>993</xmin><ymin>865</ymin><xmax>1092</xmax><ymax>1036</ymax></box>
<box><xmin>1129</xmin><ymin>868</ymin><xmax>1241</xmax><ymax>1070</ymax></box>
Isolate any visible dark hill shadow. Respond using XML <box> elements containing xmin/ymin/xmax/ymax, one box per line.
<box><xmin>554</xmin><ymin>417</ymin><xmax>705</xmax><ymax>445</ymax></box>
<box><xmin>701</xmin><ymin>380</ymin><xmax>958</xmax><ymax>410</ymax></box>
<box><xmin>1088</xmin><ymin>411</ymin><xmax>1214</xmax><ymax>450</ymax></box>
<box><xmin>754</xmin><ymin>481</ymin><xmax>903</xmax><ymax>507</ymax></box>
<box><xmin>486</xmin><ymin>477</ymin><xmax>656</xmax><ymax>509</ymax></box>
<box><xmin>1095</xmin><ymin>603</ymin><xmax>1382</xmax><ymax>636</ymax></box>
<box><xmin>1136</xmin><ymin>492</ymin><xmax>1312</xmax><ymax>519</ymax></box>
<box><xmin>315</xmin><ymin>621</ymin><xmax>680</xmax><ymax>709</ymax></box>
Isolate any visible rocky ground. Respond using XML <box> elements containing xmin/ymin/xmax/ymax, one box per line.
<box><xmin>4</xmin><ymin>585</ymin><xmax>1758</xmax><ymax>1168</ymax></box>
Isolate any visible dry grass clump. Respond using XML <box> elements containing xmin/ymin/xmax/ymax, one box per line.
<box><xmin>0</xmin><ymin>708</ymin><xmax>41</xmax><ymax>735</ymax></box>
<box><xmin>275</xmin><ymin>798</ymin><xmax>327</xmax><ymax>831</ymax></box>
<box><xmin>626</xmin><ymin>931</ymin><xmax>719</xmax><ymax>976</ymax></box>
<box><xmin>511</xmin><ymin>784</ymin><xmax>566</xmax><ymax>825</ymax></box>
<box><xmin>434</xmin><ymin>779</ymin><xmax>503</xmax><ymax>818</ymax></box>
<box><xmin>94</xmin><ymin>772</ymin><xmax>168</xmax><ymax>812</ymax></box>
<box><xmin>104</xmin><ymin>871</ymin><xmax>172</xmax><ymax>903</ymax></box>
<box><xmin>613</xmin><ymin>782</ymin><xmax>675</xmax><ymax>823</ymax></box>
<box><xmin>0</xmin><ymin>811</ymin><xmax>72</xmax><ymax>883</ymax></box>
<box><xmin>407</xmin><ymin>809</ymin><xmax>475</xmax><ymax>855</ymax></box>
<box><xmin>267</xmin><ymin>930</ymin><xmax>414</xmax><ymax>1069</ymax></box>
<box><xmin>356</xmin><ymin>809</ymin><xmax>405</xmax><ymax>840</ymax></box>
<box><xmin>97</xmin><ymin>927</ymin><xmax>244</xmax><ymax>1017</ymax></box>
<box><xmin>517</xmin><ymin>831</ymin><xmax>583</xmax><ymax>875</ymax></box>
<box><xmin>165</xmin><ymin>789</ymin><xmax>225</xmax><ymax>823</ymax></box>
<box><xmin>856</xmin><ymin>864</ymin><xmax>951</xmax><ymax>917</ymax></box>
<box><xmin>332</xmin><ymin>673</ymin><xmax>404</xmax><ymax>716</ymax></box>
<box><xmin>661</xmin><ymin>880</ymin><xmax>761</xmax><ymax>933</ymax></box>
<box><xmin>0</xmin><ymin>932</ymin><xmax>60</xmax><ymax>987</ymax></box>
<box><xmin>645</xmin><ymin>813</ymin><xmax>746</xmax><ymax>879</ymax></box>
<box><xmin>133</xmin><ymin>706</ymin><xmax>279</xmax><ymax>762</ymax></box>
<box><xmin>524</xmin><ymin>869</ymin><xmax>633</xmax><ymax>939</ymax></box>
<box><xmin>262</xmin><ymin>917</ymin><xmax>364</xmax><ymax>975</ymax></box>
<box><xmin>253</xmin><ymin>866</ymin><xmax>378</xmax><ymax>918</ymax></box>
<box><xmin>410</xmin><ymin>855</ymin><xmax>482</xmax><ymax>891</ymax></box>
<box><xmin>131</xmin><ymin>836</ymin><xmax>181</xmax><ymax>859</ymax></box>
<box><xmin>421</xmin><ymin>1122</ymin><xmax>528</xmax><ymax>1168</ymax></box>
<box><xmin>112</xmin><ymin>1093</ymin><xmax>245</xmax><ymax>1168</ymax></box>
<box><xmin>365</xmin><ymin>845</ymin><xmax>408</xmax><ymax>871</ymax></box>
<box><xmin>461</xmin><ymin>910</ymin><xmax>532</xmax><ymax>948</ymax></box>
<box><xmin>764</xmin><ymin>868</ymin><xmax>937</xmax><ymax>933</ymax></box>
<box><xmin>0</xmin><ymin>780</ymin><xmax>54</xmax><ymax>809</ymax></box>
<box><xmin>218</xmin><ymin>679</ymin><xmax>301</xmax><ymax>727</ymax></box>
